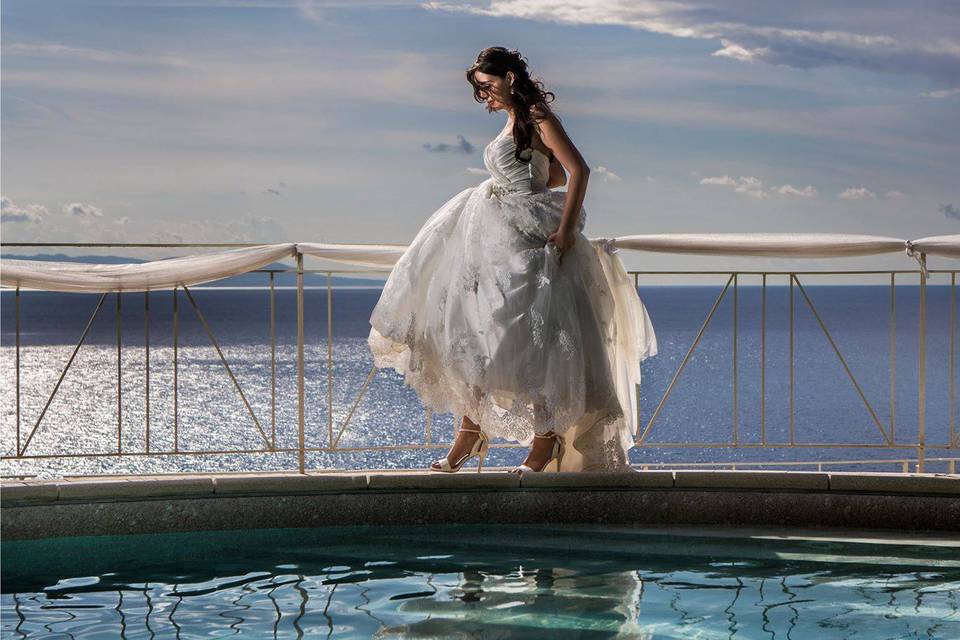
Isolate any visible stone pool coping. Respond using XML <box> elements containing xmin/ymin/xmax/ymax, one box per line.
<box><xmin>2</xmin><ymin>470</ymin><xmax>959</xmax><ymax>539</ymax></box>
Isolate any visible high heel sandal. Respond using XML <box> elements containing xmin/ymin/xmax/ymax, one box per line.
<box><xmin>509</xmin><ymin>432</ymin><xmax>565</xmax><ymax>474</ymax></box>
<box><xmin>430</xmin><ymin>425</ymin><xmax>490</xmax><ymax>473</ymax></box>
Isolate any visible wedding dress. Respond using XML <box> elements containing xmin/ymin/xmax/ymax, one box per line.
<box><xmin>367</xmin><ymin>124</ymin><xmax>657</xmax><ymax>471</ymax></box>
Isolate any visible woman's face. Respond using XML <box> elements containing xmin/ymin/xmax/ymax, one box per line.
<box><xmin>474</xmin><ymin>70</ymin><xmax>513</xmax><ymax>111</ymax></box>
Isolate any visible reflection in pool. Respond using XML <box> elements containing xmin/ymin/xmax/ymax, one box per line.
<box><xmin>3</xmin><ymin>524</ymin><xmax>959</xmax><ymax>638</ymax></box>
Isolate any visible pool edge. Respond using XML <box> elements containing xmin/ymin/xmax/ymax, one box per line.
<box><xmin>2</xmin><ymin>470</ymin><xmax>959</xmax><ymax>540</ymax></box>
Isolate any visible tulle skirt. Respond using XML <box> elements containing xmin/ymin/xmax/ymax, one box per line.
<box><xmin>368</xmin><ymin>177</ymin><xmax>657</xmax><ymax>471</ymax></box>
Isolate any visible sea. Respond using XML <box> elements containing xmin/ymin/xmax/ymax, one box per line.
<box><xmin>1</xmin><ymin>283</ymin><xmax>957</xmax><ymax>478</ymax></box>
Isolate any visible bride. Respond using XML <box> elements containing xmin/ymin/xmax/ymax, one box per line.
<box><xmin>367</xmin><ymin>47</ymin><xmax>657</xmax><ymax>474</ymax></box>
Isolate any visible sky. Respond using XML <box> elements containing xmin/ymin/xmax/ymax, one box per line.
<box><xmin>1</xmin><ymin>0</ymin><xmax>959</xmax><ymax>273</ymax></box>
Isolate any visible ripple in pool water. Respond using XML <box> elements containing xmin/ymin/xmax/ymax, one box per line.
<box><xmin>2</xmin><ymin>524</ymin><xmax>959</xmax><ymax>638</ymax></box>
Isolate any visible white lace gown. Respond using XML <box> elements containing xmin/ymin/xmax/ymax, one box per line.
<box><xmin>368</xmin><ymin>127</ymin><xmax>658</xmax><ymax>471</ymax></box>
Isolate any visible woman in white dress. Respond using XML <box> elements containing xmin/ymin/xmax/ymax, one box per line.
<box><xmin>367</xmin><ymin>47</ymin><xmax>657</xmax><ymax>474</ymax></box>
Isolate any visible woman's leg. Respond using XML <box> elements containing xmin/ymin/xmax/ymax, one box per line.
<box><xmin>516</xmin><ymin>430</ymin><xmax>562</xmax><ymax>470</ymax></box>
<box><xmin>437</xmin><ymin>415</ymin><xmax>483</xmax><ymax>466</ymax></box>
<box><xmin>519</xmin><ymin>402</ymin><xmax>561</xmax><ymax>469</ymax></box>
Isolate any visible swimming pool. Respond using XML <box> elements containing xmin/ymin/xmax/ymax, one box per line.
<box><xmin>3</xmin><ymin>524</ymin><xmax>958</xmax><ymax>638</ymax></box>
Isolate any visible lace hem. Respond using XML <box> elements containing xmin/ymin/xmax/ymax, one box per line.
<box><xmin>368</xmin><ymin>325</ymin><xmax>633</xmax><ymax>471</ymax></box>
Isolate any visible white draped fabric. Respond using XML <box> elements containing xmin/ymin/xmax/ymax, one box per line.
<box><xmin>592</xmin><ymin>242</ymin><xmax>658</xmax><ymax>458</ymax></box>
<box><xmin>604</xmin><ymin>233</ymin><xmax>907</xmax><ymax>258</ymax></box>
<box><xmin>2</xmin><ymin>235</ymin><xmax>957</xmax><ymax>293</ymax></box>
<box><xmin>0</xmin><ymin>244</ymin><xmax>296</xmax><ymax>293</ymax></box>
<box><xmin>296</xmin><ymin>242</ymin><xmax>408</xmax><ymax>268</ymax></box>
<box><xmin>909</xmin><ymin>235</ymin><xmax>960</xmax><ymax>259</ymax></box>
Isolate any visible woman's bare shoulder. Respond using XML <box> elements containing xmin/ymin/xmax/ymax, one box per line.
<box><xmin>531</xmin><ymin>105</ymin><xmax>571</xmax><ymax>149</ymax></box>
<box><xmin>530</xmin><ymin>104</ymin><xmax>558</xmax><ymax>125</ymax></box>
<box><xmin>531</xmin><ymin>105</ymin><xmax>566</xmax><ymax>141</ymax></box>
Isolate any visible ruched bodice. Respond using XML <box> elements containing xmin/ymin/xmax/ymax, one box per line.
<box><xmin>483</xmin><ymin>130</ymin><xmax>551</xmax><ymax>195</ymax></box>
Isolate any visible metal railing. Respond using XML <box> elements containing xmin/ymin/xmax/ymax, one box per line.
<box><xmin>1</xmin><ymin>243</ymin><xmax>957</xmax><ymax>476</ymax></box>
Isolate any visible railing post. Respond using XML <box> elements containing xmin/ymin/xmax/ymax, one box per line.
<box><xmin>15</xmin><ymin>286</ymin><xmax>20</xmax><ymax>457</ymax></box>
<box><xmin>917</xmin><ymin>252</ymin><xmax>927</xmax><ymax>472</ymax></box>
<box><xmin>116</xmin><ymin>291</ymin><xmax>122</xmax><ymax>454</ymax></box>
<box><xmin>144</xmin><ymin>291</ymin><xmax>150</xmax><ymax>454</ymax></box>
<box><xmin>173</xmin><ymin>286</ymin><xmax>179</xmax><ymax>453</ymax></box>
<box><xmin>296</xmin><ymin>251</ymin><xmax>306</xmax><ymax>474</ymax></box>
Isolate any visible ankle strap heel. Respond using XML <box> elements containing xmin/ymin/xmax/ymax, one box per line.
<box><xmin>510</xmin><ymin>432</ymin><xmax>565</xmax><ymax>474</ymax></box>
<box><xmin>430</xmin><ymin>425</ymin><xmax>489</xmax><ymax>473</ymax></box>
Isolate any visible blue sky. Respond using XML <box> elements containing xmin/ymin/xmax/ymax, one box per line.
<box><xmin>2</xmin><ymin>0</ymin><xmax>958</xmax><ymax>271</ymax></box>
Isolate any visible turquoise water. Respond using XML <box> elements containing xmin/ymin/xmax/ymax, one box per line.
<box><xmin>2</xmin><ymin>524</ymin><xmax>959</xmax><ymax>638</ymax></box>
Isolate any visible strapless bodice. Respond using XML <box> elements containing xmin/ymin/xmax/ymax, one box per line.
<box><xmin>483</xmin><ymin>130</ymin><xmax>551</xmax><ymax>195</ymax></box>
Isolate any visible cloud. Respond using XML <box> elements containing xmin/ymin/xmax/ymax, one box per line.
<box><xmin>700</xmin><ymin>175</ymin><xmax>767</xmax><ymax>198</ymax></box>
<box><xmin>838</xmin><ymin>187</ymin><xmax>877</xmax><ymax>200</ymax></box>
<box><xmin>775</xmin><ymin>184</ymin><xmax>818</xmax><ymax>197</ymax></box>
<box><xmin>294</xmin><ymin>0</ymin><xmax>402</xmax><ymax>23</ymax></box>
<box><xmin>884</xmin><ymin>190</ymin><xmax>905</xmax><ymax>199</ymax></box>
<box><xmin>940</xmin><ymin>203</ymin><xmax>960</xmax><ymax>221</ymax></box>
<box><xmin>1</xmin><ymin>191</ymin><xmax>286</xmax><ymax>245</ymax></box>
<box><xmin>920</xmin><ymin>87</ymin><xmax>960</xmax><ymax>99</ymax></box>
<box><xmin>1</xmin><ymin>196</ymin><xmax>49</xmax><ymax>224</ymax></box>
<box><xmin>699</xmin><ymin>174</ymin><xmax>816</xmax><ymax>199</ymax></box>
<box><xmin>700</xmin><ymin>175</ymin><xmax>738</xmax><ymax>187</ymax></box>
<box><xmin>62</xmin><ymin>202</ymin><xmax>104</xmax><ymax>218</ymax></box>
<box><xmin>466</xmin><ymin>167</ymin><xmax>488</xmax><ymax>175</ymax></box>
<box><xmin>423</xmin><ymin>1</ymin><xmax>960</xmax><ymax>84</ymax></box>
<box><xmin>711</xmin><ymin>39</ymin><xmax>767</xmax><ymax>63</ymax></box>
<box><xmin>263</xmin><ymin>180</ymin><xmax>290</xmax><ymax>196</ymax></box>
<box><xmin>297</xmin><ymin>0</ymin><xmax>330</xmax><ymax>23</ymax></box>
<box><xmin>147</xmin><ymin>212</ymin><xmax>287</xmax><ymax>243</ymax></box>
<box><xmin>422</xmin><ymin>134</ymin><xmax>474</xmax><ymax>154</ymax></box>
<box><xmin>3</xmin><ymin>47</ymin><xmax>468</xmax><ymax>115</ymax></box>
<box><xmin>1</xmin><ymin>42</ymin><xmax>190</xmax><ymax>68</ymax></box>
<box><xmin>731</xmin><ymin>176</ymin><xmax>767</xmax><ymax>198</ymax></box>
<box><xmin>593</xmin><ymin>166</ymin><xmax>622</xmax><ymax>182</ymax></box>
<box><xmin>4</xmin><ymin>37</ymin><xmax>946</xmax><ymax>160</ymax></box>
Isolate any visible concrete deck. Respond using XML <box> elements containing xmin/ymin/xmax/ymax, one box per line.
<box><xmin>2</xmin><ymin>470</ymin><xmax>959</xmax><ymax>540</ymax></box>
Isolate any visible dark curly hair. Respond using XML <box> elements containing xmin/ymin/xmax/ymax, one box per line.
<box><xmin>466</xmin><ymin>47</ymin><xmax>557</xmax><ymax>164</ymax></box>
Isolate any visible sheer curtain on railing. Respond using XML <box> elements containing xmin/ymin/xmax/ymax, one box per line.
<box><xmin>0</xmin><ymin>243</ymin><xmax>297</xmax><ymax>293</ymax></box>
<box><xmin>7</xmin><ymin>233</ymin><xmax>960</xmax><ymax>293</ymax></box>
<box><xmin>4</xmin><ymin>235</ymin><xmax>957</xmax><ymax>293</ymax></box>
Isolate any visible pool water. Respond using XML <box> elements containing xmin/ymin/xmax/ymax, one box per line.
<box><xmin>2</xmin><ymin>524</ymin><xmax>958</xmax><ymax>639</ymax></box>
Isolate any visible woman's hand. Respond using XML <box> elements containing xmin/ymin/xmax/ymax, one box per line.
<box><xmin>547</xmin><ymin>223</ymin><xmax>576</xmax><ymax>264</ymax></box>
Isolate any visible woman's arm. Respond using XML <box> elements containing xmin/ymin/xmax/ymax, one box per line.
<box><xmin>532</xmin><ymin>106</ymin><xmax>589</xmax><ymax>257</ymax></box>
<box><xmin>546</xmin><ymin>154</ymin><xmax>567</xmax><ymax>188</ymax></box>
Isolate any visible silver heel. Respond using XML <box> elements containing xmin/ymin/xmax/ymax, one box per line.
<box><xmin>510</xmin><ymin>432</ymin><xmax>565</xmax><ymax>474</ymax></box>
<box><xmin>430</xmin><ymin>425</ymin><xmax>489</xmax><ymax>473</ymax></box>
